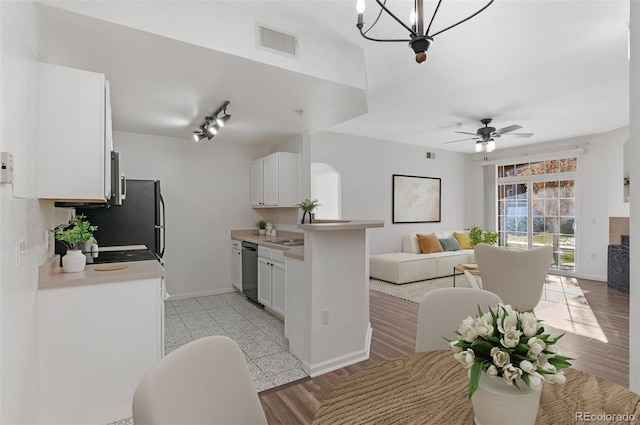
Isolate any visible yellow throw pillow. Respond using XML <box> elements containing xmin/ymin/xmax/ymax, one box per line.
<box><xmin>416</xmin><ymin>233</ymin><xmax>444</xmax><ymax>254</ymax></box>
<box><xmin>453</xmin><ymin>232</ymin><xmax>472</xmax><ymax>249</ymax></box>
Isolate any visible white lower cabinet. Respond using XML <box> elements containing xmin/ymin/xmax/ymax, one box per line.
<box><xmin>271</xmin><ymin>261</ymin><xmax>286</xmax><ymax>317</ymax></box>
<box><xmin>231</xmin><ymin>240</ymin><xmax>242</xmax><ymax>291</ymax></box>
<box><xmin>258</xmin><ymin>256</ymin><xmax>273</xmax><ymax>307</ymax></box>
<box><xmin>257</xmin><ymin>246</ymin><xmax>286</xmax><ymax>318</ymax></box>
<box><xmin>38</xmin><ymin>277</ymin><xmax>164</xmax><ymax>424</ymax></box>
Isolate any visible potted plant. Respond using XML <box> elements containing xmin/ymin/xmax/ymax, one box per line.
<box><xmin>469</xmin><ymin>224</ymin><xmax>498</xmax><ymax>247</ymax></box>
<box><xmin>447</xmin><ymin>304</ymin><xmax>572</xmax><ymax>424</ymax></box>
<box><xmin>53</xmin><ymin>215</ymin><xmax>98</xmax><ymax>273</ymax></box>
<box><xmin>296</xmin><ymin>198</ymin><xmax>321</xmax><ymax>224</ymax></box>
<box><xmin>255</xmin><ymin>219</ymin><xmax>268</xmax><ymax>235</ymax></box>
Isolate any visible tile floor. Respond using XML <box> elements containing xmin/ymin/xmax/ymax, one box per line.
<box><xmin>165</xmin><ymin>291</ymin><xmax>308</xmax><ymax>392</ymax></box>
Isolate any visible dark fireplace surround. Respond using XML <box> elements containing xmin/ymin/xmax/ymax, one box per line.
<box><xmin>607</xmin><ymin>217</ymin><xmax>630</xmax><ymax>293</ymax></box>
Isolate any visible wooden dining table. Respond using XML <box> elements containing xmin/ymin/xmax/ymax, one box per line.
<box><xmin>312</xmin><ymin>350</ymin><xmax>640</xmax><ymax>425</ymax></box>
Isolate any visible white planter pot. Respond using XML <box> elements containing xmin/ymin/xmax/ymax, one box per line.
<box><xmin>471</xmin><ymin>373</ymin><xmax>541</xmax><ymax>425</ymax></box>
<box><xmin>62</xmin><ymin>250</ymin><xmax>87</xmax><ymax>273</ymax></box>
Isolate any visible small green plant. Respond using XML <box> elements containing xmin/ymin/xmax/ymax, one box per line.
<box><xmin>296</xmin><ymin>198</ymin><xmax>321</xmax><ymax>212</ymax></box>
<box><xmin>255</xmin><ymin>219</ymin><xmax>268</xmax><ymax>230</ymax></box>
<box><xmin>53</xmin><ymin>215</ymin><xmax>97</xmax><ymax>251</ymax></box>
<box><xmin>469</xmin><ymin>224</ymin><xmax>498</xmax><ymax>247</ymax></box>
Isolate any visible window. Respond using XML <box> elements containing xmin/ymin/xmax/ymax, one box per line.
<box><xmin>497</xmin><ymin>158</ymin><xmax>577</xmax><ymax>272</ymax></box>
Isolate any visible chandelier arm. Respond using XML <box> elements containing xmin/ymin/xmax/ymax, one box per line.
<box><xmin>430</xmin><ymin>0</ymin><xmax>494</xmax><ymax>37</ymax></box>
<box><xmin>362</xmin><ymin>0</ymin><xmax>388</xmax><ymax>36</ymax></box>
<box><xmin>359</xmin><ymin>29</ymin><xmax>411</xmax><ymax>43</ymax></box>
<box><xmin>373</xmin><ymin>0</ymin><xmax>418</xmax><ymax>36</ymax></box>
<box><xmin>425</xmin><ymin>0</ymin><xmax>443</xmax><ymax>36</ymax></box>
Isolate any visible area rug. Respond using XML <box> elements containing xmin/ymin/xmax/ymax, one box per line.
<box><xmin>370</xmin><ymin>275</ymin><xmax>590</xmax><ymax>307</ymax></box>
<box><xmin>369</xmin><ymin>275</ymin><xmax>470</xmax><ymax>303</ymax></box>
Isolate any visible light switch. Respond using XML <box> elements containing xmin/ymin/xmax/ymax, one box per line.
<box><xmin>1</xmin><ymin>152</ymin><xmax>13</xmax><ymax>184</ymax></box>
<box><xmin>17</xmin><ymin>240</ymin><xmax>26</xmax><ymax>268</ymax></box>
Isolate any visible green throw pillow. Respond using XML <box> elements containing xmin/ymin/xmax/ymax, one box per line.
<box><xmin>439</xmin><ymin>236</ymin><xmax>461</xmax><ymax>251</ymax></box>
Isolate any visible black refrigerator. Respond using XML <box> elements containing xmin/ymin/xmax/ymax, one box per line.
<box><xmin>76</xmin><ymin>179</ymin><xmax>165</xmax><ymax>258</ymax></box>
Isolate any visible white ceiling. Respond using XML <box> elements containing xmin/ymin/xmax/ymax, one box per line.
<box><xmin>37</xmin><ymin>1</ymin><xmax>630</xmax><ymax>153</ymax></box>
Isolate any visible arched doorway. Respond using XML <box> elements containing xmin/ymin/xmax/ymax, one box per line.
<box><xmin>311</xmin><ymin>163</ymin><xmax>341</xmax><ymax>219</ymax></box>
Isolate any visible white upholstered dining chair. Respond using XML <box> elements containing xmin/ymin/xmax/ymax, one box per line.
<box><xmin>474</xmin><ymin>243</ymin><xmax>553</xmax><ymax>312</ymax></box>
<box><xmin>415</xmin><ymin>287</ymin><xmax>503</xmax><ymax>352</ymax></box>
<box><xmin>132</xmin><ymin>336</ymin><xmax>268</xmax><ymax>425</ymax></box>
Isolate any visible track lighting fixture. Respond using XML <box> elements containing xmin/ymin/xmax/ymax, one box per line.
<box><xmin>193</xmin><ymin>100</ymin><xmax>231</xmax><ymax>142</ymax></box>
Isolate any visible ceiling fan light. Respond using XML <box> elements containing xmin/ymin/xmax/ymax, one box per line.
<box><xmin>486</xmin><ymin>140</ymin><xmax>496</xmax><ymax>152</ymax></box>
<box><xmin>475</xmin><ymin>142</ymin><xmax>483</xmax><ymax>153</ymax></box>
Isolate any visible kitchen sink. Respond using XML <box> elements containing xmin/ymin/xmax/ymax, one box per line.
<box><xmin>270</xmin><ymin>238</ymin><xmax>304</xmax><ymax>246</ymax></box>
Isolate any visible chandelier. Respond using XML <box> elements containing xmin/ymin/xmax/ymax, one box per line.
<box><xmin>356</xmin><ymin>0</ymin><xmax>494</xmax><ymax>64</ymax></box>
<box><xmin>193</xmin><ymin>101</ymin><xmax>231</xmax><ymax>142</ymax></box>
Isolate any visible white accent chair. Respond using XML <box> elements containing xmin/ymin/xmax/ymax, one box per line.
<box><xmin>464</xmin><ymin>270</ymin><xmax>482</xmax><ymax>289</ymax></box>
<box><xmin>474</xmin><ymin>243</ymin><xmax>553</xmax><ymax>312</ymax></box>
<box><xmin>416</xmin><ymin>287</ymin><xmax>503</xmax><ymax>352</ymax></box>
<box><xmin>132</xmin><ymin>336</ymin><xmax>268</xmax><ymax>425</ymax></box>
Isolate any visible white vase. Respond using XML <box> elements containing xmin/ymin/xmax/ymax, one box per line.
<box><xmin>471</xmin><ymin>373</ymin><xmax>541</xmax><ymax>425</ymax></box>
<box><xmin>62</xmin><ymin>249</ymin><xmax>87</xmax><ymax>273</ymax></box>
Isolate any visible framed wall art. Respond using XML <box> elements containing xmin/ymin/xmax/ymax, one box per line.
<box><xmin>392</xmin><ymin>174</ymin><xmax>441</xmax><ymax>223</ymax></box>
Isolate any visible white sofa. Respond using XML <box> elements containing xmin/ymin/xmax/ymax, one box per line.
<box><xmin>369</xmin><ymin>232</ymin><xmax>475</xmax><ymax>284</ymax></box>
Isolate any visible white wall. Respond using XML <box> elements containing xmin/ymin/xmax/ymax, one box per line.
<box><xmin>0</xmin><ymin>2</ymin><xmax>70</xmax><ymax>423</ymax></box>
<box><xmin>628</xmin><ymin>0</ymin><xmax>640</xmax><ymax>395</ymax></box>
<box><xmin>39</xmin><ymin>1</ymin><xmax>366</xmax><ymax>90</ymax></box>
<box><xmin>310</xmin><ymin>131</ymin><xmax>476</xmax><ymax>255</ymax></box>
<box><xmin>113</xmin><ymin>131</ymin><xmax>268</xmax><ymax>298</ymax></box>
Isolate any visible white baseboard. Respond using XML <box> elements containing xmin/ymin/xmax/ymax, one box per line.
<box><xmin>167</xmin><ymin>287</ymin><xmax>239</xmax><ymax>301</ymax></box>
<box><xmin>307</xmin><ymin>323</ymin><xmax>373</xmax><ymax>378</ymax></box>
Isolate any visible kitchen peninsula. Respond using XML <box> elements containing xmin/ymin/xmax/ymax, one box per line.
<box><xmin>286</xmin><ymin>220</ymin><xmax>383</xmax><ymax>377</ymax></box>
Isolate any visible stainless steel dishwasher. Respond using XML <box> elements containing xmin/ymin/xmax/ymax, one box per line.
<box><xmin>241</xmin><ymin>241</ymin><xmax>262</xmax><ymax>306</ymax></box>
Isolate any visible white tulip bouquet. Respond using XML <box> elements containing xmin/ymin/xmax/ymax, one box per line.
<box><xmin>447</xmin><ymin>303</ymin><xmax>572</xmax><ymax>399</ymax></box>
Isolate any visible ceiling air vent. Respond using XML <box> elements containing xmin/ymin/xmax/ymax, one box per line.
<box><xmin>256</xmin><ymin>23</ymin><xmax>298</xmax><ymax>59</ymax></box>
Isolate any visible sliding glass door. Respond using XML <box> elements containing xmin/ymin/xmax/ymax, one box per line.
<box><xmin>497</xmin><ymin>158</ymin><xmax>577</xmax><ymax>273</ymax></box>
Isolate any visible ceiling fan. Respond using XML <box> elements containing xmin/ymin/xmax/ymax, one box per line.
<box><xmin>444</xmin><ymin>118</ymin><xmax>533</xmax><ymax>152</ymax></box>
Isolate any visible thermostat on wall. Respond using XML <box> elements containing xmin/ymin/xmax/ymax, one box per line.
<box><xmin>1</xmin><ymin>152</ymin><xmax>13</xmax><ymax>184</ymax></box>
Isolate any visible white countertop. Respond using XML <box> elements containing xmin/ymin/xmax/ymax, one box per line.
<box><xmin>38</xmin><ymin>250</ymin><xmax>165</xmax><ymax>290</ymax></box>
<box><xmin>297</xmin><ymin>219</ymin><xmax>384</xmax><ymax>231</ymax></box>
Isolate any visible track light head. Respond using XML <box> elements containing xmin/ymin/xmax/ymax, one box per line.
<box><xmin>193</xmin><ymin>131</ymin><xmax>206</xmax><ymax>143</ymax></box>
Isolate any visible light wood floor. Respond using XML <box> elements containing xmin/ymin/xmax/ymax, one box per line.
<box><xmin>258</xmin><ymin>276</ymin><xmax>629</xmax><ymax>424</ymax></box>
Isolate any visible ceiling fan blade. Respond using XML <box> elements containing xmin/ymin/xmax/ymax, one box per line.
<box><xmin>495</xmin><ymin>124</ymin><xmax>522</xmax><ymax>135</ymax></box>
<box><xmin>454</xmin><ymin>131</ymin><xmax>479</xmax><ymax>136</ymax></box>
<box><xmin>444</xmin><ymin>137</ymin><xmax>478</xmax><ymax>144</ymax></box>
<box><xmin>503</xmin><ymin>132</ymin><xmax>533</xmax><ymax>138</ymax></box>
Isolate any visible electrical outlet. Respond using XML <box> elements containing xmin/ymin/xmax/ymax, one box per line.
<box><xmin>320</xmin><ymin>309</ymin><xmax>330</xmax><ymax>325</ymax></box>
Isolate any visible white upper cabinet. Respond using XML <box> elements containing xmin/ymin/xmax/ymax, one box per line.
<box><xmin>37</xmin><ymin>63</ymin><xmax>113</xmax><ymax>202</ymax></box>
<box><xmin>250</xmin><ymin>151</ymin><xmax>299</xmax><ymax>207</ymax></box>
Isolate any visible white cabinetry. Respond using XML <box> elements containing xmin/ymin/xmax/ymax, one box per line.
<box><xmin>250</xmin><ymin>151</ymin><xmax>299</xmax><ymax>207</ymax></box>
<box><xmin>38</xmin><ymin>277</ymin><xmax>165</xmax><ymax>424</ymax></box>
<box><xmin>257</xmin><ymin>246</ymin><xmax>286</xmax><ymax>318</ymax></box>
<box><xmin>37</xmin><ymin>62</ymin><xmax>113</xmax><ymax>202</ymax></box>
<box><xmin>231</xmin><ymin>240</ymin><xmax>242</xmax><ymax>291</ymax></box>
